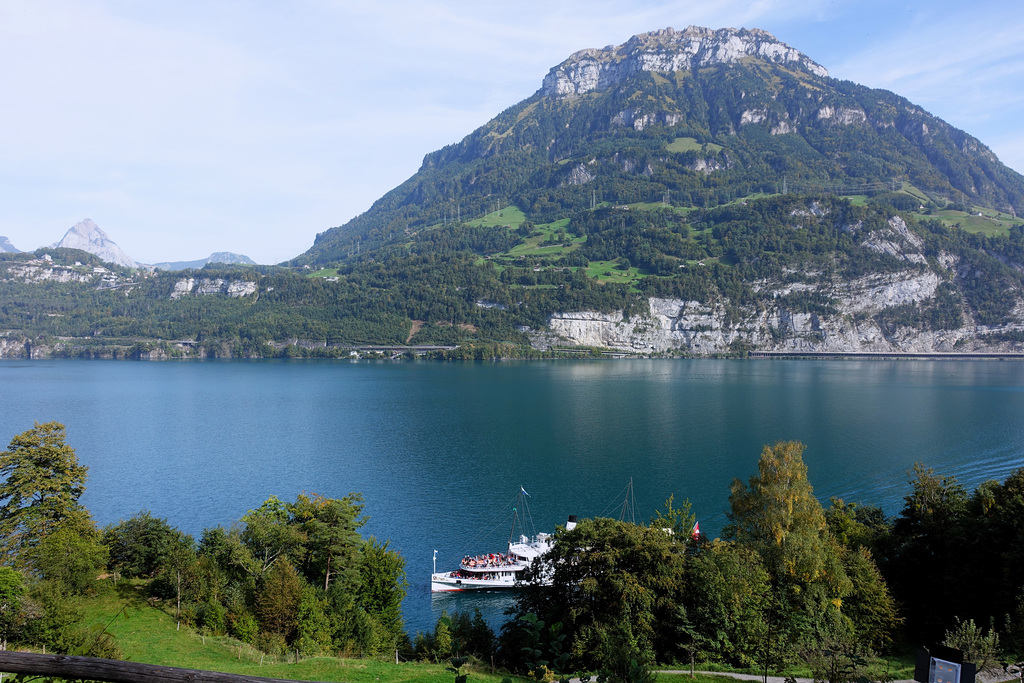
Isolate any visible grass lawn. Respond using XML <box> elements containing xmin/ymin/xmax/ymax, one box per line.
<box><xmin>667</xmin><ymin>137</ymin><xmax>724</xmax><ymax>154</ymax></box>
<box><xmin>909</xmin><ymin>208</ymin><xmax>1022</xmax><ymax>237</ymax></box>
<box><xmin>506</xmin><ymin>218</ymin><xmax>583</xmax><ymax>258</ymax></box>
<box><xmin>79</xmin><ymin>581</ymin><xmax>521</xmax><ymax>683</ymax></box>
<box><xmin>466</xmin><ymin>206</ymin><xmax>527</xmax><ymax>229</ymax></box>
<box><xmin>626</xmin><ymin>201</ymin><xmax>694</xmax><ymax>216</ymax></box>
<box><xmin>585</xmin><ymin>260</ymin><xmax>644</xmax><ymax>286</ymax></box>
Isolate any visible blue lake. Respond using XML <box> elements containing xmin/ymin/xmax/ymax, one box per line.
<box><xmin>2</xmin><ymin>358</ymin><xmax>1024</xmax><ymax>634</ymax></box>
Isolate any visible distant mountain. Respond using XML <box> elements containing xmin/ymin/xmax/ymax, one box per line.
<box><xmin>151</xmin><ymin>252</ymin><xmax>258</xmax><ymax>271</ymax></box>
<box><xmin>298</xmin><ymin>25</ymin><xmax>1024</xmax><ymax>265</ymax></box>
<box><xmin>52</xmin><ymin>219</ymin><xmax>137</xmax><ymax>268</ymax></box>
<box><xmin>0</xmin><ymin>236</ymin><xmax>19</xmax><ymax>253</ymax></box>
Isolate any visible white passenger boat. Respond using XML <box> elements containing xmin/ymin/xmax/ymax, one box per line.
<box><xmin>431</xmin><ymin>488</ymin><xmax>576</xmax><ymax>592</ymax></box>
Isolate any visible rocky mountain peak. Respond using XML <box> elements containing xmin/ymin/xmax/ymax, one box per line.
<box><xmin>540</xmin><ymin>26</ymin><xmax>829</xmax><ymax>98</ymax></box>
<box><xmin>52</xmin><ymin>218</ymin><xmax>138</xmax><ymax>269</ymax></box>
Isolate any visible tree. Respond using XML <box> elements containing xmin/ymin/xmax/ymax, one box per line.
<box><xmin>506</xmin><ymin>516</ymin><xmax>686</xmax><ymax>675</ymax></box>
<box><xmin>943</xmin><ymin>618</ymin><xmax>1001</xmax><ymax>674</ymax></box>
<box><xmin>0</xmin><ymin>422</ymin><xmax>90</xmax><ymax>564</ymax></box>
<box><xmin>289</xmin><ymin>493</ymin><xmax>365</xmax><ymax>593</ymax></box>
<box><xmin>0</xmin><ymin>567</ymin><xmax>25</xmax><ymax>650</ymax></box>
<box><xmin>888</xmin><ymin>464</ymin><xmax>969</xmax><ymax>640</ymax></box>
<box><xmin>840</xmin><ymin>547</ymin><xmax>900</xmax><ymax>652</ymax></box>
<box><xmin>680</xmin><ymin>540</ymin><xmax>771</xmax><ymax>667</ymax></box>
<box><xmin>102</xmin><ymin>511</ymin><xmax>181</xmax><ymax>579</ymax></box>
<box><xmin>240</xmin><ymin>496</ymin><xmax>305</xmax><ymax>578</ymax></box>
<box><xmin>650</xmin><ymin>494</ymin><xmax>697</xmax><ymax>543</ymax></box>
<box><xmin>28</xmin><ymin>526</ymin><xmax>107</xmax><ymax>596</ymax></box>
<box><xmin>156</xmin><ymin>531</ymin><xmax>200</xmax><ymax>631</ymax></box>
<box><xmin>725</xmin><ymin>442</ymin><xmax>852</xmax><ymax>661</ymax></box>
<box><xmin>727</xmin><ymin>442</ymin><xmax>839</xmax><ymax>584</ymax></box>
<box><xmin>356</xmin><ymin>536</ymin><xmax>407</xmax><ymax>645</ymax></box>
<box><xmin>255</xmin><ymin>558</ymin><xmax>303</xmax><ymax>641</ymax></box>
<box><xmin>295</xmin><ymin>584</ymin><xmax>332</xmax><ymax>655</ymax></box>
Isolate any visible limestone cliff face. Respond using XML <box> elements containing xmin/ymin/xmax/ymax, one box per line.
<box><xmin>540</xmin><ymin>26</ymin><xmax>828</xmax><ymax>98</ymax></box>
<box><xmin>1</xmin><ymin>254</ymin><xmax>134</xmax><ymax>290</ymax></box>
<box><xmin>548</xmin><ymin>283</ymin><xmax>1023</xmax><ymax>355</ymax></box>
<box><xmin>545</xmin><ymin>213</ymin><xmax>1024</xmax><ymax>355</ymax></box>
<box><xmin>170</xmin><ymin>277</ymin><xmax>257</xmax><ymax>299</ymax></box>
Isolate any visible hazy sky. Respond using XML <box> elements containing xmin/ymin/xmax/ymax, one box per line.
<box><xmin>2</xmin><ymin>0</ymin><xmax>1022</xmax><ymax>265</ymax></box>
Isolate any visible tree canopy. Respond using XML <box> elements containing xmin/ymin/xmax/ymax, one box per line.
<box><xmin>0</xmin><ymin>422</ymin><xmax>91</xmax><ymax>565</ymax></box>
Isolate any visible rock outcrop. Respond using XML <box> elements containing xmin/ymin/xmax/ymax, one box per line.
<box><xmin>544</xmin><ymin>212</ymin><xmax>1024</xmax><ymax>355</ymax></box>
<box><xmin>52</xmin><ymin>219</ymin><xmax>137</xmax><ymax>269</ymax></box>
<box><xmin>547</xmin><ymin>266</ymin><xmax>1024</xmax><ymax>355</ymax></box>
<box><xmin>0</xmin><ymin>254</ymin><xmax>133</xmax><ymax>290</ymax></box>
<box><xmin>541</xmin><ymin>26</ymin><xmax>828</xmax><ymax>98</ymax></box>
<box><xmin>170</xmin><ymin>277</ymin><xmax>257</xmax><ymax>299</ymax></box>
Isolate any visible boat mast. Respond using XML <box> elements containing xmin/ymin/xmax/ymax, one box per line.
<box><xmin>508</xmin><ymin>486</ymin><xmax>528</xmax><ymax>548</ymax></box>
<box><xmin>619</xmin><ymin>478</ymin><xmax>636</xmax><ymax>524</ymax></box>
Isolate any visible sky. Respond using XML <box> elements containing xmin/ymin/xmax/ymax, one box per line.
<box><xmin>2</xmin><ymin>0</ymin><xmax>1023</xmax><ymax>265</ymax></box>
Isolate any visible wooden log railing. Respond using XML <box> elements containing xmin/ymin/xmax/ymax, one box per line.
<box><xmin>0</xmin><ymin>651</ymin><xmax>332</xmax><ymax>683</ymax></box>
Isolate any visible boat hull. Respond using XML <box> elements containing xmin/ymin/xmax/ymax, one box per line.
<box><xmin>431</xmin><ymin>573</ymin><xmax>519</xmax><ymax>591</ymax></box>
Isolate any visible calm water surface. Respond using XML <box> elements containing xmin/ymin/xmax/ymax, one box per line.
<box><xmin>2</xmin><ymin>358</ymin><xmax>1023</xmax><ymax>634</ymax></box>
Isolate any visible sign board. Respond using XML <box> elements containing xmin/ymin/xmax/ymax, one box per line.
<box><xmin>930</xmin><ymin>657</ymin><xmax>962</xmax><ymax>683</ymax></box>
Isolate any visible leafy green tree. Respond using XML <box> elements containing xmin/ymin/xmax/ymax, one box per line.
<box><xmin>356</xmin><ymin>536</ymin><xmax>407</xmax><ymax>644</ymax></box>
<box><xmin>451</xmin><ymin>608</ymin><xmax>496</xmax><ymax>659</ymax></box>
<box><xmin>0</xmin><ymin>567</ymin><xmax>25</xmax><ymax>650</ymax></box>
<box><xmin>241</xmin><ymin>495</ymin><xmax>306</xmax><ymax>579</ymax></box>
<box><xmin>156</xmin><ymin>531</ymin><xmax>200</xmax><ymax>630</ymax></box>
<box><xmin>680</xmin><ymin>540</ymin><xmax>771</xmax><ymax>667</ymax></box>
<box><xmin>943</xmin><ymin>618</ymin><xmax>1001</xmax><ymax>673</ymax></box>
<box><xmin>825</xmin><ymin>498</ymin><xmax>890</xmax><ymax>558</ymax></box>
<box><xmin>507</xmin><ymin>516</ymin><xmax>686</xmax><ymax>675</ymax></box>
<box><xmin>0</xmin><ymin>422</ymin><xmax>90</xmax><ymax>565</ymax></box>
<box><xmin>295</xmin><ymin>584</ymin><xmax>332</xmax><ymax>655</ymax></box>
<box><xmin>255</xmin><ymin>558</ymin><xmax>303</xmax><ymax>641</ymax></box>
<box><xmin>725</xmin><ymin>442</ymin><xmax>853</xmax><ymax>661</ymax></box>
<box><xmin>28</xmin><ymin>526</ymin><xmax>107</xmax><ymax>596</ymax></box>
<box><xmin>103</xmin><ymin>511</ymin><xmax>181</xmax><ymax>578</ymax></box>
<box><xmin>888</xmin><ymin>464</ymin><xmax>969</xmax><ymax>640</ymax></box>
<box><xmin>650</xmin><ymin>494</ymin><xmax>697</xmax><ymax>542</ymax></box>
<box><xmin>840</xmin><ymin>547</ymin><xmax>900</xmax><ymax>652</ymax></box>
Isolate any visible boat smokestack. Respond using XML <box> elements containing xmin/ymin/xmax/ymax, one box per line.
<box><xmin>566</xmin><ymin>515</ymin><xmax>577</xmax><ymax>531</ymax></box>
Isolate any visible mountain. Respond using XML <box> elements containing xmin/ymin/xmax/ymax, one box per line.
<box><xmin>151</xmin><ymin>252</ymin><xmax>258</xmax><ymax>271</ymax></box>
<box><xmin>0</xmin><ymin>236</ymin><xmax>19</xmax><ymax>253</ymax></box>
<box><xmin>52</xmin><ymin>219</ymin><xmax>137</xmax><ymax>268</ymax></box>
<box><xmin>298</xmin><ymin>26</ymin><xmax>1024</xmax><ymax>266</ymax></box>
<box><xmin>3</xmin><ymin>27</ymin><xmax>1024</xmax><ymax>359</ymax></box>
